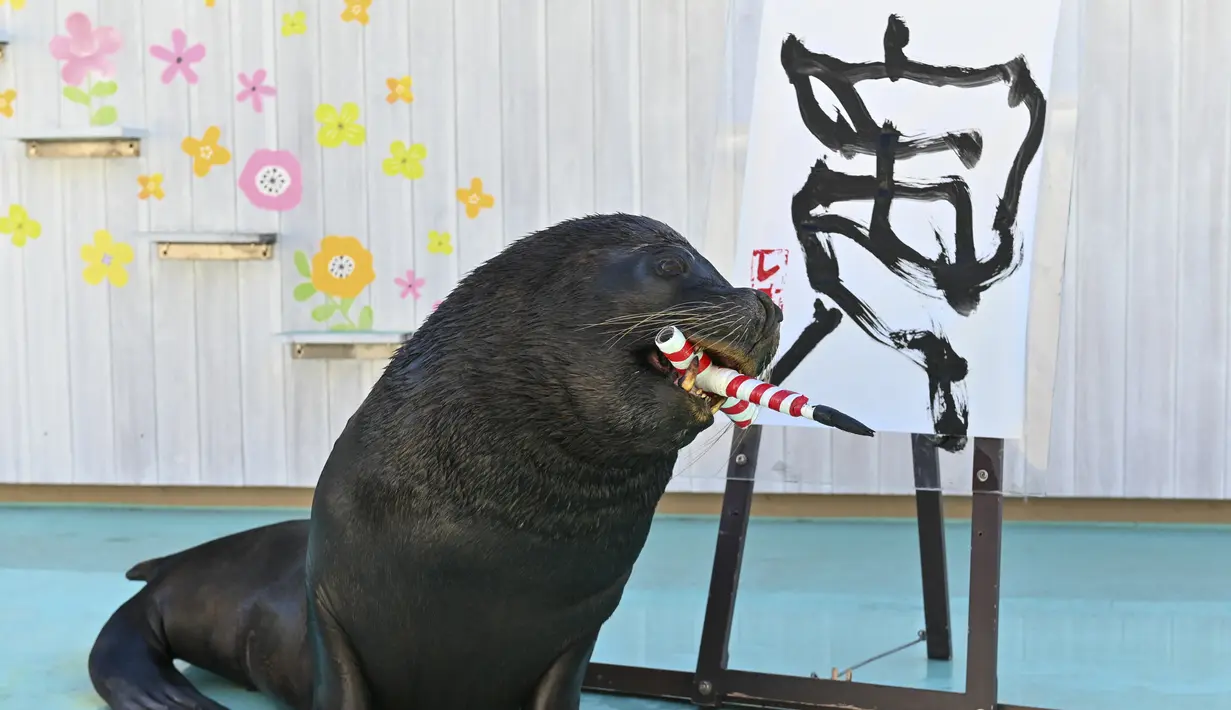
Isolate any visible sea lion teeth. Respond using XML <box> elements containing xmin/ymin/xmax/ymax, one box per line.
<box><xmin>681</xmin><ymin>363</ymin><xmax>698</xmax><ymax>392</ymax></box>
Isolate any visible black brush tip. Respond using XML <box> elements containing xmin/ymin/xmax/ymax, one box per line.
<box><xmin>810</xmin><ymin>405</ymin><xmax>876</xmax><ymax>437</ymax></box>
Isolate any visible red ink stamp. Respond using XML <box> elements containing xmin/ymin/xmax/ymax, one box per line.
<box><xmin>750</xmin><ymin>248</ymin><xmax>788</xmax><ymax>312</ymax></box>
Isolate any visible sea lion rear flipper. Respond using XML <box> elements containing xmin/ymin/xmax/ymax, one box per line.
<box><xmin>124</xmin><ymin>555</ymin><xmax>168</xmax><ymax>582</ymax></box>
<box><xmin>526</xmin><ymin>631</ymin><xmax>599</xmax><ymax>710</ymax></box>
<box><xmin>88</xmin><ymin>593</ymin><xmax>229</xmax><ymax>710</ymax></box>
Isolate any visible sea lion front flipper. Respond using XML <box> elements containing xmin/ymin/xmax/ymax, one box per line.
<box><xmin>307</xmin><ymin>590</ymin><xmax>371</xmax><ymax>710</ymax></box>
<box><xmin>526</xmin><ymin>631</ymin><xmax>599</xmax><ymax>710</ymax></box>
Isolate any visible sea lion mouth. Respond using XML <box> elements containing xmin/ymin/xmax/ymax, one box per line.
<box><xmin>643</xmin><ymin>338</ymin><xmax>760</xmax><ymax>414</ymax></box>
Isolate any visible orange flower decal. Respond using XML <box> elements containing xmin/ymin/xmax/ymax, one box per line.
<box><xmin>0</xmin><ymin>89</ymin><xmax>15</xmax><ymax>119</ymax></box>
<box><xmin>341</xmin><ymin>0</ymin><xmax>371</xmax><ymax>25</ymax></box>
<box><xmin>456</xmin><ymin>177</ymin><xmax>495</xmax><ymax>219</ymax></box>
<box><xmin>137</xmin><ymin>173</ymin><xmax>165</xmax><ymax>200</ymax></box>
<box><xmin>385</xmin><ymin>76</ymin><xmax>412</xmax><ymax>104</ymax></box>
<box><xmin>181</xmin><ymin>125</ymin><xmax>232</xmax><ymax>177</ymax></box>
<box><xmin>310</xmin><ymin>235</ymin><xmax>376</xmax><ymax>299</ymax></box>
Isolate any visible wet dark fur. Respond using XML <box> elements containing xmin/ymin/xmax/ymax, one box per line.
<box><xmin>88</xmin><ymin>213</ymin><xmax>782</xmax><ymax>710</ymax></box>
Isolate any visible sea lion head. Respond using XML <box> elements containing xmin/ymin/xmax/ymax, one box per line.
<box><xmin>403</xmin><ymin>213</ymin><xmax>782</xmax><ymax>464</ymax></box>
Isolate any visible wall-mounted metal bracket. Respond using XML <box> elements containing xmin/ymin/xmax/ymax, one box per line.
<box><xmin>14</xmin><ymin>126</ymin><xmax>146</xmax><ymax>159</ymax></box>
<box><xmin>146</xmin><ymin>232</ymin><xmax>277</xmax><ymax>261</ymax></box>
<box><xmin>281</xmin><ymin>330</ymin><xmax>412</xmax><ymax>361</ymax></box>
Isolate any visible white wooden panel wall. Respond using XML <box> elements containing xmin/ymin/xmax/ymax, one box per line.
<box><xmin>0</xmin><ymin>0</ymin><xmax>1228</xmax><ymax>499</ymax></box>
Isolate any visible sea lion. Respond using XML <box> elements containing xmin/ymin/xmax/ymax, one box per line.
<box><xmin>87</xmin><ymin>213</ymin><xmax>783</xmax><ymax>710</ymax></box>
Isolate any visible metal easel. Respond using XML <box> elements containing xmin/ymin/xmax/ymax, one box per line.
<box><xmin>583</xmin><ymin>428</ymin><xmax>1057</xmax><ymax>710</ymax></box>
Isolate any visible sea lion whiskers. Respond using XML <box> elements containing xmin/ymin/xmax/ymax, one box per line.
<box><xmin>579</xmin><ymin>300</ymin><xmax>724</xmax><ymax>328</ymax></box>
<box><xmin>666</xmin><ymin>298</ymin><xmax>754</xmax><ymax>337</ymax></box>
<box><xmin>678</xmin><ymin>312</ymin><xmax>758</xmax><ymax>364</ymax></box>
<box><xmin>661</xmin><ymin>311</ymin><xmax>747</xmax><ymax>345</ymax></box>
<box><xmin>684</xmin><ymin>312</ymin><xmax>754</xmax><ymax>351</ymax></box>
<box><xmin>586</xmin><ymin>303</ymin><xmax>732</xmax><ymax>347</ymax></box>
<box><xmin>597</xmin><ymin>306</ymin><xmax>738</xmax><ymax>350</ymax></box>
<box><xmin>581</xmin><ymin>301</ymin><xmax>728</xmax><ymax>328</ymax></box>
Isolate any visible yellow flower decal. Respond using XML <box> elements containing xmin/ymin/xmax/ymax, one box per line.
<box><xmin>385</xmin><ymin>76</ymin><xmax>412</xmax><ymax>104</ymax></box>
<box><xmin>137</xmin><ymin>174</ymin><xmax>165</xmax><ymax>201</ymax></box>
<box><xmin>315</xmin><ymin>102</ymin><xmax>366</xmax><ymax>148</ymax></box>
<box><xmin>456</xmin><ymin>177</ymin><xmax>495</xmax><ymax>219</ymax></box>
<box><xmin>0</xmin><ymin>89</ymin><xmax>15</xmax><ymax>119</ymax></box>
<box><xmin>341</xmin><ymin>0</ymin><xmax>371</xmax><ymax>25</ymax></box>
<box><xmin>205</xmin><ymin>0</ymin><xmax>216</xmax><ymax>6</ymax></box>
<box><xmin>281</xmin><ymin>11</ymin><xmax>307</xmax><ymax>37</ymax></box>
<box><xmin>381</xmin><ymin>141</ymin><xmax>426</xmax><ymax>180</ymax></box>
<box><xmin>81</xmin><ymin>230</ymin><xmax>134</xmax><ymax>287</ymax></box>
<box><xmin>427</xmin><ymin>230</ymin><xmax>453</xmax><ymax>256</ymax></box>
<box><xmin>309</xmin><ymin>236</ymin><xmax>377</xmax><ymax>300</ymax></box>
<box><xmin>0</xmin><ymin>204</ymin><xmax>41</xmax><ymax>247</ymax></box>
<box><xmin>181</xmin><ymin>125</ymin><xmax>232</xmax><ymax>178</ymax></box>
<box><xmin>0</xmin><ymin>0</ymin><xmax>27</xmax><ymax>10</ymax></box>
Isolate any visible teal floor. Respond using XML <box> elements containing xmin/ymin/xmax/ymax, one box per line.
<box><xmin>1</xmin><ymin>505</ymin><xmax>1228</xmax><ymax>710</ymax></box>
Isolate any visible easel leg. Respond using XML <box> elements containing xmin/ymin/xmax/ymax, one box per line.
<box><xmin>690</xmin><ymin>424</ymin><xmax>764</xmax><ymax>707</ymax></box>
<box><xmin>911</xmin><ymin>433</ymin><xmax>954</xmax><ymax>661</ymax></box>
<box><xmin>964</xmin><ymin>437</ymin><xmax>1005</xmax><ymax>710</ymax></box>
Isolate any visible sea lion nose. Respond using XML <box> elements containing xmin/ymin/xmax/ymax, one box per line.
<box><xmin>754</xmin><ymin>289</ymin><xmax>782</xmax><ymax>325</ymax></box>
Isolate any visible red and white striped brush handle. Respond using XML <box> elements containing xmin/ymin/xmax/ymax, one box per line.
<box><xmin>653</xmin><ymin>327</ymin><xmax>757</xmax><ymax>428</ymax></box>
<box><xmin>655</xmin><ymin>326</ymin><xmax>877</xmax><ymax>438</ymax></box>
<box><xmin>655</xmin><ymin>325</ymin><xmax>811</xmax><ymax>423</ymax></box>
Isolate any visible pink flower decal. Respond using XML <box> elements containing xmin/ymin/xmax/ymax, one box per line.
<box><xmin>48</xmin><ymin>12</ymin><xmax>122</xmax><ymax>86</ymax></box>
<box><xmin>238</xmin><ymin>149</ymin><xmax>303</xmax><ymax>212</ymax></box>
<box><xmin>150</xmin><ymin>30</ymin><xmax>206</xmax><ymax>85</ymax></box>
<box><xmin>395</xmin><ymin>270</ymin><xmax>426</xmax><ymax>300</ymax></box>
<box><xmin>236</xmin><ymin>69</ymin><xmax>277</xmax><ymax>113</ymax></box>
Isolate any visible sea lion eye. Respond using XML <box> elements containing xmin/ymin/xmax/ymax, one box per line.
<box><xmin>655</xmin><ymin>256</ymin><xmax>688</xmax><ymax>277</ymax></box>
